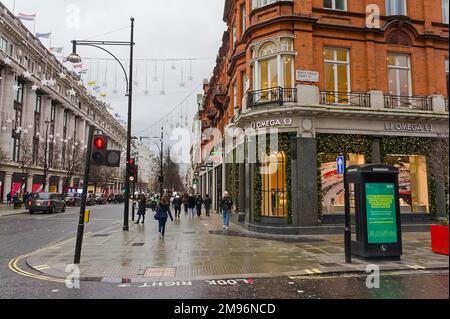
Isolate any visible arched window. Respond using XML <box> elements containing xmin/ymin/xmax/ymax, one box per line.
<box><xmin>251</xmin><ymin>38</ymin><xmax>295</xmax><ymax>97</ymax></box>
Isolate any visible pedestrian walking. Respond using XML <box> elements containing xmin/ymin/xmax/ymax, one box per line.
<box><xmin>187</xmin><ymin>193</ymin><xmax>196</xmax><ymax>218</ymax></box>
<box><xmin>155</xmin><ymin>196</ymin><xmax>173</xmax><ymax>238</ymax></box>
<box><xmin>182</xmin><ymin>193</ymin><xmax>189</xmax><ymax>214</ymax></box>
<box><xmin>221</xmin><ymin>191</ymin><xmax>233</xmax><ymax>230</ymax></box>
<box><xmin>135</xmin><ymin>195</ymin><xmax>147</xmax><ymax>224</ymax></box>
<box><xmin>6</xmin><ymin>192</ymin><xmax>11</xmax><ymax>206</ymax></box>
<box><xmin>195</xmin><ymin>194</ymin><xmax>204</xmax><ymax>217</ymax></box>
<box><xmin>173</xmin><ymin>195</ymin><xmax>182</xmax><ymax>219</ymax></box>
<box><xmin>204</xmin><ymin>194</ymin><xmax>212</xmax><ymax>217</ymax></box>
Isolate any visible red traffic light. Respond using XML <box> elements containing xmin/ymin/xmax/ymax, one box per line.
<box><xmin>94</xmin><ymin>137</ymin><xmax>106</xmax><ymax>150</ymax></box>
<box><xmin>128</xmin><ymin>159</ymin><xmax>135</xmax><ymax>165</ymax></box>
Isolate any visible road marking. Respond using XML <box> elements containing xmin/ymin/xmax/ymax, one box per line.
<box><xmin>304</xmin><ymin>269</ymin><xmax>314</xmax><ymax>274</ymax></box>
<box><xmin>406</xmin><ymin>264</ymin><xmax>426</xmax><ymax>270</ymax></box>
<box><xmin>311</xmin><ymin>268</ymin><xmax>322</xmax><ymax>274</ymax></box>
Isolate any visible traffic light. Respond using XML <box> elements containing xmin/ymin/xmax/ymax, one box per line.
<box><xmin>91</xmin><ymin>135</ymin><xmax>108</xmax><ymax>165</ymax></box>
<box><xmin>90</xmin><ymin>134</ymin><xmax>121</xmax><ymax>167</ymax></box>
<box><xmin>128</xmin><ymin>158</ymin><xmax>136</xmax><ymax>182</ymax></box>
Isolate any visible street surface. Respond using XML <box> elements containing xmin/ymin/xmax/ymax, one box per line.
<box><xmin>0</xmin><ymin>204</ymin><xmax>448</xmax><ymax>299</ymax></box>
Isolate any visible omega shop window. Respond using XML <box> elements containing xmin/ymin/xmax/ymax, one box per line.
<box><xmin>320</xmin><ymin>153</ymin><xmax>365</xmax><ymax>214</ymax></box>
<box><xmin>385</xmin><ymin>155</ymin><xmax>430</xmax><ymax>214</ymax></box>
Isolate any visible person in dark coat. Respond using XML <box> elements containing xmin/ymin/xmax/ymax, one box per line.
<box><xmin>135</xmin><ymin>196</ymin><xmax>147</xmax><ymax>224</ymax></box>
<box><xmin>6</xmin><ymin>192</ymin><xmax>12</xmax><ymax>206</ymax></box>
<box><xmin>182</xmin><ymin>193</ymin><xmax>189</xmax><ymax>214</ymax></box>
<box><xmin>195</xmin><ymin>194</ymin><xmax>204</xmax><ymax>217</ymax></box>
<box><xmin>187</xmin><ymin>193</ymin><xmax>196</xmax><ymax>218</ymax></box>
<box><xmin>204</xmin><ymin>194</ymin><xmax>212</xmax><ymax>217</ymax></box>
<box><xmin>156</xmin><ymin>196</ymin><xmax>173</xmax><ymax>238</ymax></box>
<box><xmin>172</xmin><ymin>195</ymin><xmax>182</xmax><ymax>219</ymax></box>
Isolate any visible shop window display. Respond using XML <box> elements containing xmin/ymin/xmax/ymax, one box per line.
<box><xmin>261</xmin><ymin>152</ymin><xmax>287</xmax><ymax>217</ymax></box>
<box><xmin>321</xmin><ymin>154</ymin><xmax>365</xmax><ymax>214</ymax></box>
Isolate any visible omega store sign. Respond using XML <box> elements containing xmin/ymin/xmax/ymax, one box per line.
<box><xmin>250</xmin><ymin>118</ymin><xmax>294</xmax><ymax>130</ymax></box>
<box><xmin>384</xmin><ymin>121</ymin><xmax>433</xmax><ymax>133</ymax></box>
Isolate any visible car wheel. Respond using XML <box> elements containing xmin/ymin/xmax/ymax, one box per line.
<box><xmin>62</xmin><ymin>205</ymin><xmax>66</xmax><ymax>213</ymax></box>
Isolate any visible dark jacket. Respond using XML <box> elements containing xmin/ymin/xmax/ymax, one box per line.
<box><xmin>173</xmin><ymin>197</ymin><xmax>182</xmax><ymax>208</ymax></box>
<box><xmin>157</xmin><ymin>204</ymin><xmax>173</xmax><ymax>221</ymax></box>
<box><xmin>138</xmin><ymin>199</ymin><xmax>146</xmax><ymax>215</ymax></box>
<box><xmin>195</xmin><ymin>196</ymin><xmax>204</xmax><ymax>207</ymax></box>
<box><xmin>221</xmin><ymin>196</ymin><xmax>233</xmax><ymax>210</ymax></box>
<box><xmin>204</xmin><ymin>197</ymin><xmax>212</xmax><ymax>209</ymax></box>
<box><xmin>187</xmin><ymin>196</ymin><xmax>196</xmax><ymax>208</ymax></box>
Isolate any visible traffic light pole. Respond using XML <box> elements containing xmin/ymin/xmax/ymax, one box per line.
<box><xmin>74</xmin><ymin>126</ymin><xmax>94</xmax><ymax>264</ymax></box>
<box><xmin>159</xmin><ymin>127</ymin><xmax>164</xmax><ymax>198</ymax></box>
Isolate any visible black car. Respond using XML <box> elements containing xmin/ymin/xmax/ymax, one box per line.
<box><xmin>95</xmin><ymin>193</ymin><xmax>107</xmax><ymax>205</ymax></box>
<box><xmin>64</xmin><ymin>192</ymin><xmax>82</xmax><ymax>207</ymax></box>
<box><xmin>86</xmin><ymin>194</ymin><xmax>97</xmax><ymax>206</ymax></box>
<box><xmin>29</xmin><ymin>193</ymin><xmax>66</xmax><ymax>214</ymax></box>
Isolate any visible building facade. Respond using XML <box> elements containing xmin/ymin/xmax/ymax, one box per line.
<box><xmin>196</xmin><ymin>0</ymin><xmax>449</xmax><ymax>234</ymax></box>
<box><xmin>0</xmin><ymin>3</ymin><xmax>127</xmax><ymax>202</ymax></box>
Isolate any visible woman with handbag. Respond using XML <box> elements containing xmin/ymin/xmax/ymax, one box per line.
<box><xmin>155</xmin><ymin>196</ymin><xmax>174</xmax><ymax>238</ymax></box>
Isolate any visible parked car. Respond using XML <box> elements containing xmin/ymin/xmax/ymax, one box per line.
<box><xmin>28</xmin><ymin>193</ymin><xmax>66</xmax><ymax>214</ymax></box>
<box><xmin>95</xmin><ymin>193</ymin><xmax>107</xmax><ymax>205</ymax></box>
<box><xmin>86</xmin><ymin>194</ymin><xmax>97</xmax><ymax>206</ymax></box>
<box><xmin>64</xmin><ymin>192</ymin><xmax>82</xmax><ymax>207</ymax></box>
<box><xmin>113</xmin><ymin>193</ymin><xmax>125</xmax><ymax>203</ymax></box>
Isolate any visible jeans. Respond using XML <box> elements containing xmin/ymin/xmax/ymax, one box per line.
<box><xmin>158</xmin><ymin>217</ymin><xmax>168</xmax><ymax>236</ymax></box>
<box><xmin>174</xmin><ymin>206</ymin><xmax>181</xmax><ymax>218</ymax></box>
<box><xmin>183</xmin><ymin>204</ymin><xmax>188</xmax><ymax>213</ymax></box>
<box><xmin>136</xmin><ymin>214</ymin><xmax>145</xmax><ymax>223</ymax></box>
<box><xmin>223</xmin><ymin>209</ymin><xmax>230</xmax><ymax>227</ymax></box>
<box><xmin>188</xmin><ymin>208</ymin><xmax>195</xmax><ymax>218</ymax></box>
<box><xmin>196</xmin><ymin>206</ymin><xmax>202</xmax><ymax>217</ymax></box>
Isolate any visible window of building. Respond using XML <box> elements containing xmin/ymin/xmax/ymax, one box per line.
<box><xmin>232</xmin><ymin>24</ymin><xmax>237</xmax><ymax>47</ymax></box>
<box><xmin>251</xmin><ymin>38</ymin><xmax>295</xmax><ymax>93</ymax></box>
<box><xmin>443</xmin><ymin>0</ymin><xmax>449</xmax><ymax>23</ymax></box>
<box><xmin>385</xmin><ymin>155</ymin><xmax>429</xmax><ymax>214</ymax></box>
<box><xmin>15</xmin><ymin>77</ymin><xmax>25</xmax><ymax>104</ymax></box>
<box><xmin>261</xmin><ymin>152</ymin><xmax>287</xmax><ymax>217</ymax></box>
<box><xmin>321</xmin><ymin>154</ymin><xmax>365</xmax><ymax>214</ymax></box>
<box><xmin>323</xmin><ymin>47</ymin><xmax>350</xmax><ymax>103</ymax></box>
<box><xmin>0</xmin><ymin>37</ymin><xmax>8</xmax><ymax>52</ymax></box>
<box><xmin>386</xmin><ymin>0</ymin><xmax>407</xmax><ymax>16</ymax></box>
<box><xmin>254</xmin><ymin>0</ymin><xmax>277</xmax><ymax>9</ymax></box>
<box><xmin>51</xmin><ymin>103</ymin><xmax>57</xmax><ymax>122</ymax></box>
<box><xmin>324</xmin><ymin>0</ymin><xmax>347</xmax><ymax>11</ymax></box>
<box><xmin>445</xmin><ymin>58</ymin><xmax>449</xmax><ymax>98</ymax></box>
<box><xmin>241</xmin><ymin>4</ymin><xmax>247</xmax><ymax>35</ymax></box>
<box><xmin>388</xmin><ymin>53</ymin><xmax>411</xmax><ymax>97</ymax></box>
<box><xmin>35</xmin><ymin>94</ymin><xmax>42</xmax><ymax>114</ymax></box>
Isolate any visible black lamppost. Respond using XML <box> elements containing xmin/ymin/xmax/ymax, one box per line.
<box><xmin>42</xmin><ymin>120</ymin><xmax>50</xmax><ymax>192</ymax></box>
<box><xmin>67</xmin><ymin>18</ymin><xmax>135</xmax><ymax>232</ymax></box>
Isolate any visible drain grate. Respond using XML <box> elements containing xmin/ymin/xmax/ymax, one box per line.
<box><xmin>144</xmin><ymin>267</ymin><xmax>176</xmax><ymax>278</ymax></box>
<box><xmin>131</xmin><ymin>243</ymin><xmax>145</xmax><ymax>247</ymax></box>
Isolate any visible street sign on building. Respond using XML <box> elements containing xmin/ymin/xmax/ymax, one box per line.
<box><xmin>337</xmin><ymin>156</ymin><xmax>345</xmax><ymax>175</ymax></box>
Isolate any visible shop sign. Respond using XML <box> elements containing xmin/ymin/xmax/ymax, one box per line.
<box><xmin>250</xmin><ymin>118</ymin><xmax>292</xmax><ymax>130</ymax></box>
<box><xmin>296</xmin><ymin>70</ymin><xmax>319</xmax><ymax>82</ymax></box>
<box><xmin>384</xmin><ymin>121</ymin><xmax>432</xmax><ymax>132</ymax></box>
<box><xmin>365</xmin><ymin>183</ymin><xmax>398</xmax><ymax>244</ymax></box>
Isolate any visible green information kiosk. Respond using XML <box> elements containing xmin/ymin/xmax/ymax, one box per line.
<box><xmin>346</xmin><ymin>164</ymin><xmax>403</xmax><ymax>259</ymax></box>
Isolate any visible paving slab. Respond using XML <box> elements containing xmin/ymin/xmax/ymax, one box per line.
<box><xmin>25</xmin><ymin>213</ymin><xmax>449</xmax><ymax>282</ymax></box>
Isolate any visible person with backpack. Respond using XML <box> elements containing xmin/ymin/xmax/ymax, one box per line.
<box><xmin>221</xmin><ymin>191</ymin><xmax>233</xmax><ymax>230</ymax></box>
<box><xmin>195</xmin><ymin>194</ymin><xmax>204</xmax><ymax>217</ymax></box>
<box><xmin>154</xmin><ymin>196</ymin><xmax>174</xmax><ymax>238</ymax></box>
<box><xmin>172</xmin><ymin>195</ymin><xmax>182</xmax><ymax>219</ymax></box>
<box><xmin>204</xmin><ymin>194</ymin><xmax>212</xmax><ymax>217</ymax></box>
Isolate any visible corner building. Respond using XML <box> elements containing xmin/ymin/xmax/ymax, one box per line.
<box><xmin>197</xmin><ymin>0</ymin><xmax>449</xmax><ymax>234</ymax></box>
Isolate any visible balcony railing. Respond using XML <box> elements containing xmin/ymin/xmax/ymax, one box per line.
<box><xmin>384</xmin><ymin>95</ymin><xmax>432</xmax><ymax>111</ymax></box>
<box><xmin>320</xmin><ymin>91</ymin><xmax>370</xmax><ymax>107</ymax></box>
<box><xmin>247</xmin><ymin>87</ymin><xmax>297</xmax><ymax>108</ymax></box>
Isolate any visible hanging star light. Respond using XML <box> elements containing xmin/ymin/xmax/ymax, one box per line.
<box><xmin>77</xmin><ymin>80</ymin><xmax>84</xmax><ymax>86</ymax></box>
<box><xmin>3</xmin><ymin>57</ymin><xmax>11</xmax><ymax>65</ymax></box>
<box><xmin>47</xmin><ymin>79</ymin><xmax>56</xmax><ymax>87</ymax></box>
<box><xmin>67</xmin><ymin>88</ymin><xmax>76</xmax><ymax>96</ymax></box>
<box><xmin>23</xmin><ymin>70</ymin><xmax>32</xmax><ymax>79</ymax></box>
<box><xmin>1</xmin><ymin>126</ymin><xmax>6</xmax><ymax>131</ymax></box>
<box><xmin>58</xmin><ymin>72</ymin><xmax>66</xmax><ymax>79</ymax></box>
<box><xmin>31</xmin><ymin>84</ymin><xmax>39</xmax><ymax>91</ymax></box>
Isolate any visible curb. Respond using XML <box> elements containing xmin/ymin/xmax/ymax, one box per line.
<box><xmin>0</xmin><ymin>211</ymin><xmax>27</xmax><ymax>217</ymax></box>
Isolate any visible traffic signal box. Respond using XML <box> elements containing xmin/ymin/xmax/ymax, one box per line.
<box><xmin>128</xmin><ymin>158</ymin><xmax>136</xmax><ymax>182</ymax></box>
<box><xmin>91</xmin><ymin>135</ymin><xmax>121</xmax><ymax>167</ymax></box>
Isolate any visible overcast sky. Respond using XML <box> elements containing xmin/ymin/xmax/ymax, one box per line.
<box><xmin>4</xmin><ymin>0</ymin><xmax>225</xmax><ymax>151</ymax></box>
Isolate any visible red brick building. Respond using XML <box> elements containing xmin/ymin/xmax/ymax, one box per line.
<box><xmin>196</xmin><ymin>0</ymin><xmax>449</xmax><ymax>234</ymax></box>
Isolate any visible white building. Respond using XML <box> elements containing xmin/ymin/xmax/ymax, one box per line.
<box><xmin>0</xmin><ymin>3</ymin><xmax>127</xmax><ymax>201</ymax></box>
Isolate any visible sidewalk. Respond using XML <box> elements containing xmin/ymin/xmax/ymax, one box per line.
<box><xmin>0</xmin><ymin>204</ymin><xmax>27</xmax><ymax>217</ymax></box>
<box><xmin>26</xmin><ymin>213</ymin><xmax>449</xmax><ymax>283</ymax></box>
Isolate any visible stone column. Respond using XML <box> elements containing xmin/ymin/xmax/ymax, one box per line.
<box><xmin>295</xmin><ymin>137</ymin><xmax>319</xmax><ymax>226</ymax></box>
<box><xmin>58</xmin><ymin>177</ymin><xmax>63</xmax><ymax>193</ymax></box>
<box><xmin>3</xmin><ymin>172</ymin><xmax>13</xmax><ymax>203</ymax></box>
<box><xmin>26</xmin><ymin>174</ymin><xmax>33</xmax><ymax>193</ymax></box>
<box><xmin>371</xmin><ymin>137</ymin><xmax>381</xmax><ymax>163</ymax></box>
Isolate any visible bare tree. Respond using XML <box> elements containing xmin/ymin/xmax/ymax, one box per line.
<box><xmin>61</xmin><ymin>143</ymin><xmax>86</xmax><ymax>192</ymax></box>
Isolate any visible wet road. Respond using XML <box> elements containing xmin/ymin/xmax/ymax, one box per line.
<box><xmin>0</xmin><ymin>205</ymin><xmax>448</xmax><ymax>299</ymax></box>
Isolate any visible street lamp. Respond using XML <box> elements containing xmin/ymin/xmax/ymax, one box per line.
<box><xmin>68</xmin><ymin>18</ymin><xmax>135</xmax><ymax>232</ymax></box>
<box><xmin>43</xmin><ymin>120</ymin><xmax>50</xmax><ymax>192</ymax></box>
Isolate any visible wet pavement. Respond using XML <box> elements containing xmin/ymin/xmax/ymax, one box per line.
<box><xmin>20</xmin><ymin>205</ymin><xmax>449</xmax><ymax>282</ymax></box>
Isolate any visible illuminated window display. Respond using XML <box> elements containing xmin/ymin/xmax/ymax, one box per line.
<box><xmin>321</xmin><ymin>154</ymin><xmax>365</xmax><ymax>214</ymax></box>
<box><xmin>385</xmin><ymin>155</ymin><xmax>429</xmax><ymax>213</ymax></box>
<box><xmin>261</xmin><ymin>152</ymin><xmax>287</xmax><ymax>217</ymax></box>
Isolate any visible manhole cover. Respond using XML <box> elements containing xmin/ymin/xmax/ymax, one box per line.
<box><xmin>132</xmin><ymin>243</ymin><xmax>144</xmax><ymax>247</ymax></box>
<box><xmin>144</xmin><ymin>267</ymin><xmax>176</xmax><ymax>278</ymax></box>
